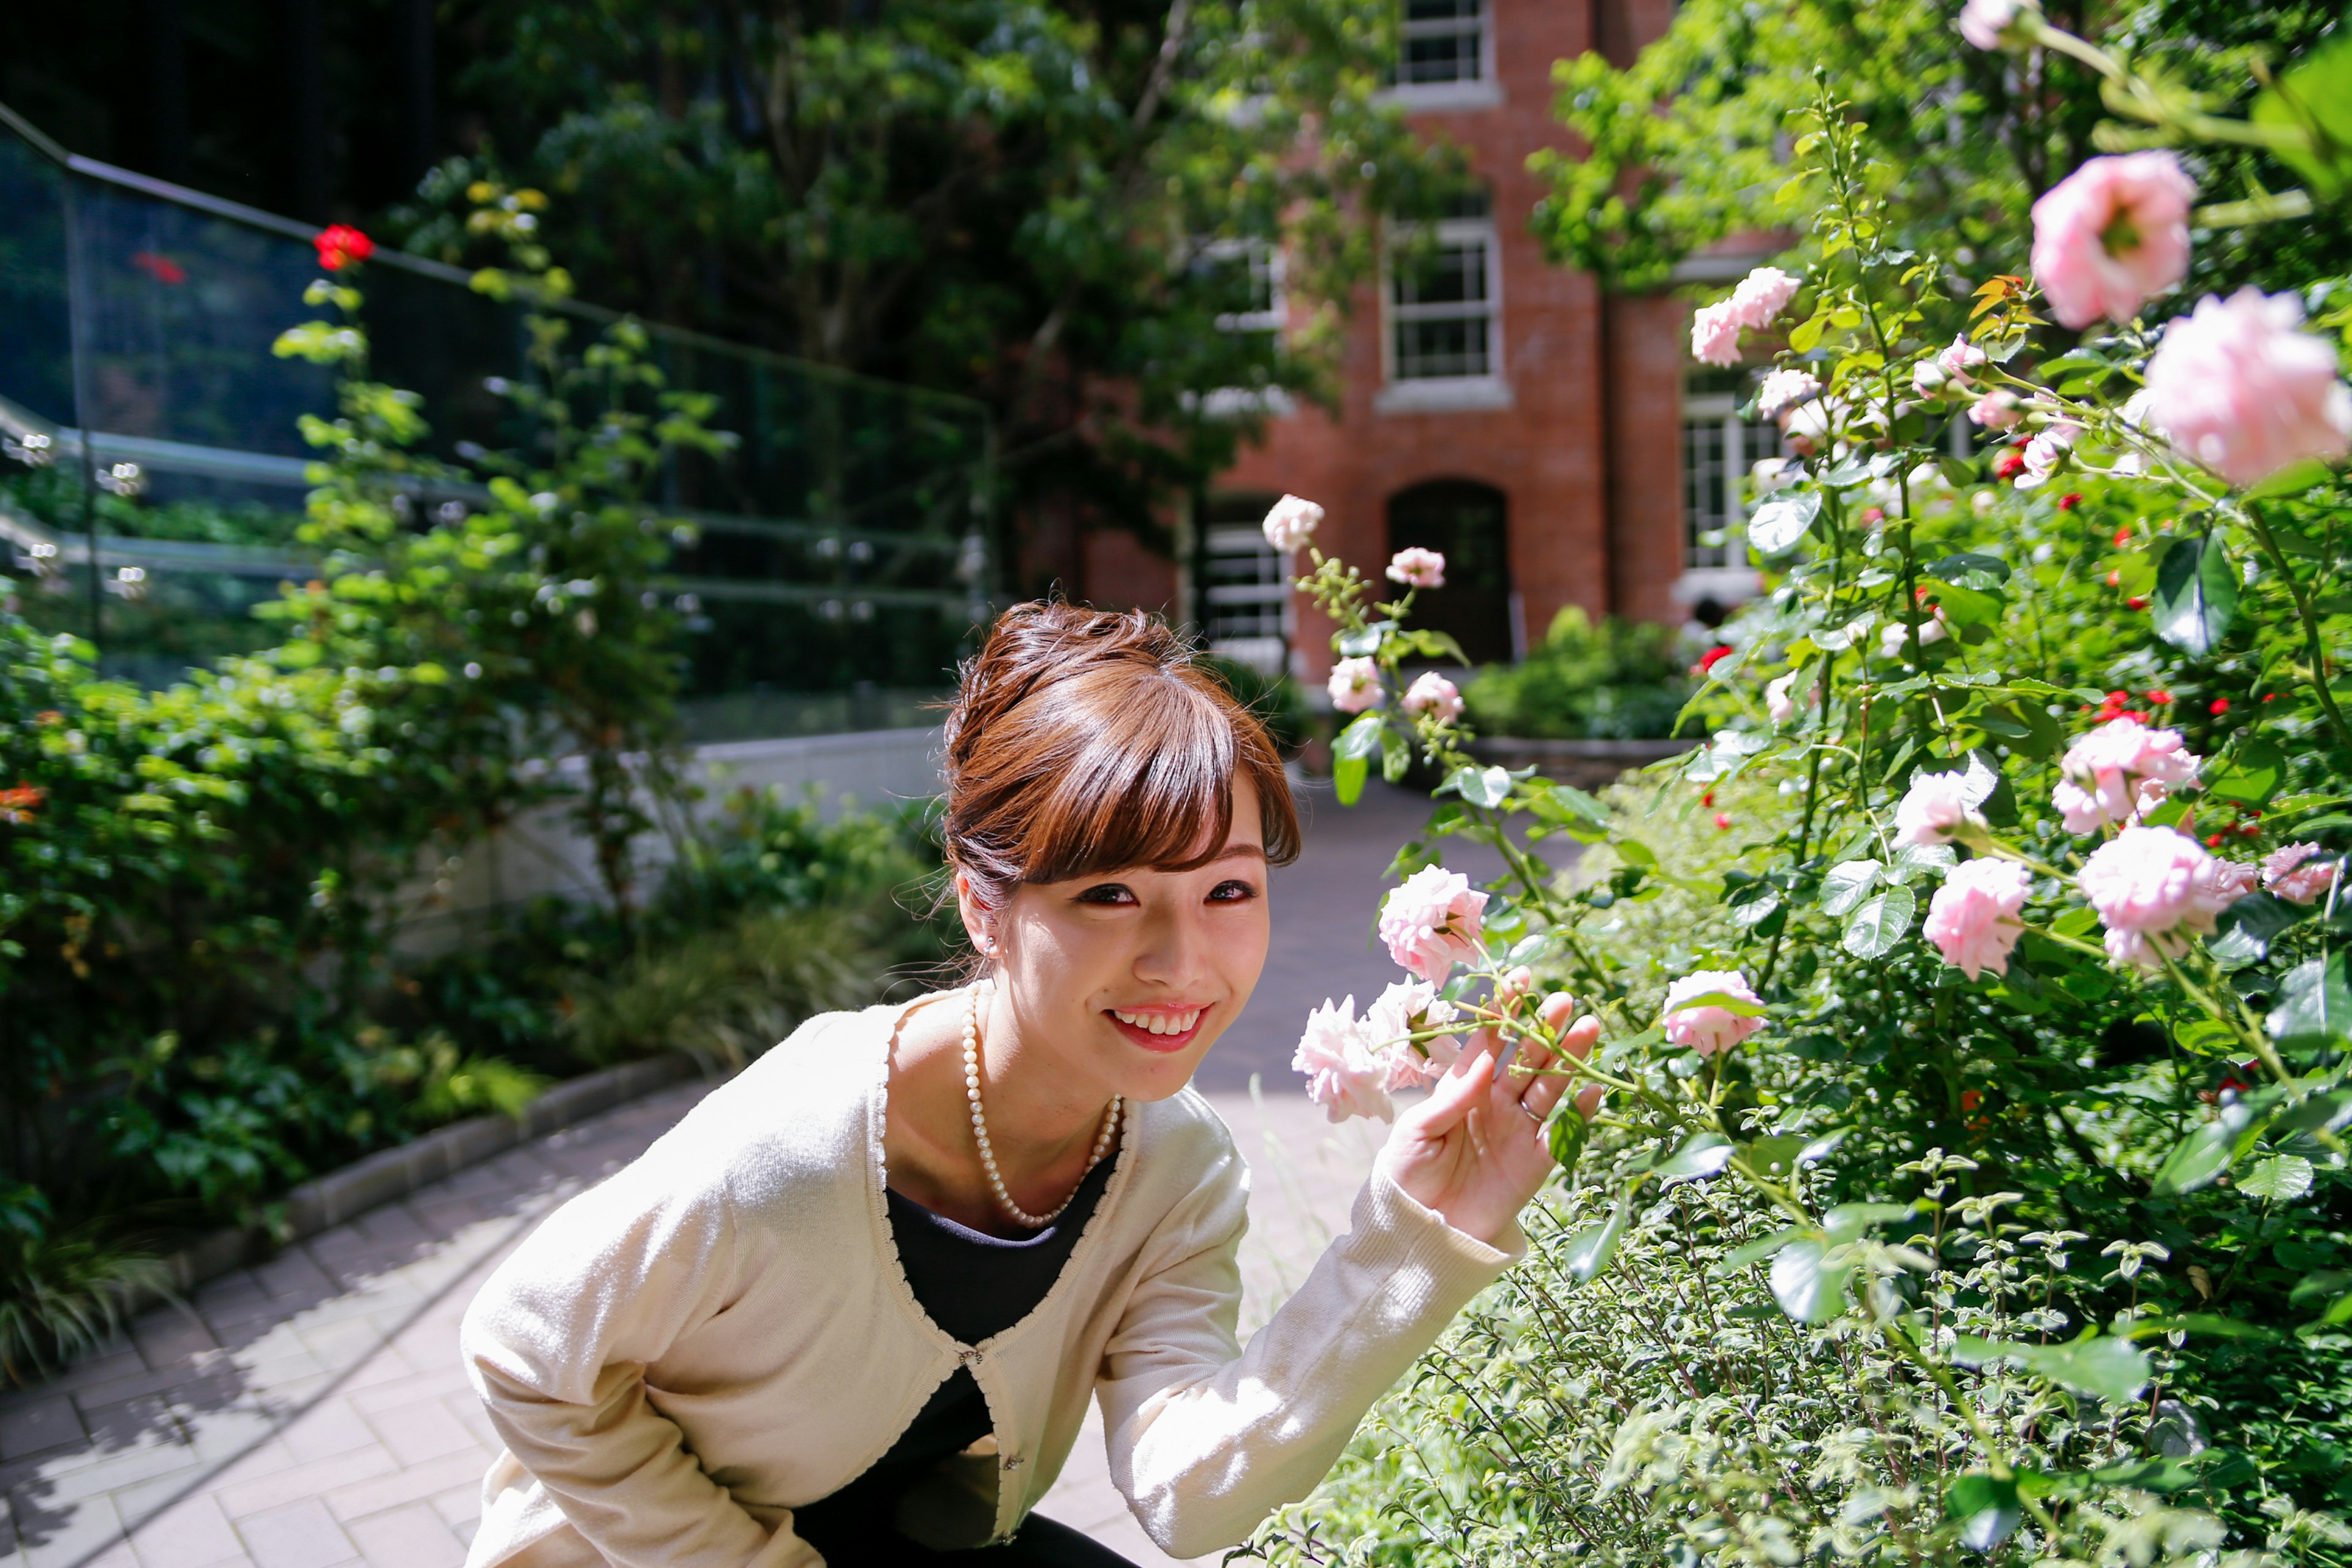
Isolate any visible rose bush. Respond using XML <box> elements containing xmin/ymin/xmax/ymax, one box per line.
<box><xmin>1248</xmin><ymin>27</ymin><xmax>2352</xmax><ymax>1563</ymax></box>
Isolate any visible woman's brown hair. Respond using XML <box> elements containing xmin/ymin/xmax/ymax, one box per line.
<box><xmin>940</xmin><ymin>603</ymin><xmax>1302</xmax><ymax>922</ymax></box>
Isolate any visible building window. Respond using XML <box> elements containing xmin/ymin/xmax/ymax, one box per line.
<box><xmin>1400</xmin><ymin>0</ymin><xmax>1485</xmax><ymax>85</ymax></box>
<box><xmin>1197</xmin><ymin>238</ymin><xmax>1285</xmax><ymax>334</ymax></box>
<box><xmin>1682</xmin><ymin>388</ymin><xmax>1785</xmax><ymax>571</ymax></box>
<box><xmin>1389</xmin><ymin>197</ymin><xmax>1498</xmax><ymax>383</ymax></box>
<box><xmin>1388</xmin><ymin>478</ymin><xmax>1513</xmax><ymax>665</ymax></box>
<box><xmin>1200</xmin><ymin>494</ymin><xmax>1292</xmax><ymax>671</ymax></box>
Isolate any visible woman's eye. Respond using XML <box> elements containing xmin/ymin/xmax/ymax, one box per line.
<box><xmin>1208</xmin><ymin>879</ymin><xmax>1257</xmax><ymax>903</ymax></box>
<box><xmin>1076</xmin><ymin>883</ymin><xmax>1137</xmax><ymax>906</ymax></box>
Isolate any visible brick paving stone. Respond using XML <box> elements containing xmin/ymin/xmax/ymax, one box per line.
<box><xmin>345</xmin><ymin>1501</ymin><xmax>466</xmax><ymax>1568</ymax></box>
<box><xmin>233</xmin><ymin>1497</ymin><xmax>358</xmax><ymax>1568</ymax></box>
<box><xmin>0</xmin><ymin>1403</ymin><xmax>84</xmax><ymax>1466</ymax></box>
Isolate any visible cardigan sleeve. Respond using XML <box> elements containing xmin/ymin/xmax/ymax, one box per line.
<box><xmin>1093</xmin><ymin>1145</ymin><xmax>1524</xmax><ymax>1558</ymax></box>
<box><xmin>459</xmin><ymin>1155</ymin><xmax>819</xmax><ymax>1568</ymax></box>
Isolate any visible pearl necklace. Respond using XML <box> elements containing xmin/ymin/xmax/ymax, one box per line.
<box><xmin>964</xmin><ymin>978</ymin><xmax>1120</xmax><ymax>1229</ymax></box>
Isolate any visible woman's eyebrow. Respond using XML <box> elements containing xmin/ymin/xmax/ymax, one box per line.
<box><xmin>1210</xmin><ymin>844</ymin><xmax>1269</xmax><ymax>864</ymax></box>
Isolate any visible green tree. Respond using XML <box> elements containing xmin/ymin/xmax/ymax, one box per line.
<box><xmin>409</xmin><ymin>0</ymin><xmax>1465</xmax><ymax>573</ymax></box>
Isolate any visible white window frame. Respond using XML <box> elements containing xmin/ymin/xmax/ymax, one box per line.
<box><xmin>1678</xmin><ymin>390</ymin><xmax>1772</xmax><ymax>604</ymax></box>
<box><xmin>1201</xmin><ymin>522</ymin><xmax>1294</xmax><ymax>671</ymax></box>
<box><xmin>1377</xmin><ymin>213</ymin><xmax>1507</xmax><ymax>412</ymax></box>
<box><xmin>1198</xmin><ymin>238</ymin><xmax>1286</xmax><ymax>334</ymax></box>
<box><xmin>1384</xmin><ymin>0</ymin><xmax>1500</xmax><ymax>110</ymax></box>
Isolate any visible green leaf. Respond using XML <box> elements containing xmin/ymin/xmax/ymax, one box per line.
<box><xmin>1921</xmin><ymin>578</ymin><xmax>2003</xmax><ymax>628</ymax></box>
<box><xmin>1379</xmin><ymin>726</ymin><xmax>1411</xmax><ymax>784</ymax></box>
<box><xmin>1334</xmin><ymin>712</ymin><xmax>1385</xmax><ymax>761</ymax></box>
<box><xmin>2012</xmin><ymin>1336</ymin><xmax>2152</xmax><ymax>1405</ymax></box>
<box><xmin>1788</xmin><ymin>311</ymin><xmax>1828</xmax><ymax>353</ymax></box>
<box><xmin>1770</xmin><ymin>1238</ymin><xmax>1849</xmax><ymax>1324</ymax></box>
<box><xmin>1747</xmin><ymin>491</ymin><xmax>1822</xmax><ymax>557</ymax></box>
<box><xmin>1726</xmin><ymin>882</ymin><xmax>1782</xmax><ymax>927</ymax></box>
<box><xmin>1822</xmin><ymin>1201</ymin><xmax>1913</xmax><ymax>1242</ymax></box>
<box><xmin>1926</xmin><ymin>551</ymin><xmax>2012</xmax><ymax>586</ymax></box>
<box><xmin>1819</xmin><ymin>858</ymin><xmax>1883</xmax><ymax>916</ymax></box>
<box><xmin>2250</xmin><ymin>25</ymin><xmax>2352</xmax><ymax>197</ymax></box>
<box><xmin>1334</xmin><ymin>752</ymin><xmax>1368</xmax><ymax>807</ymax></box>
<box><xmin>2087</xmin><ymin>1457</ymin><xmax>2201</xmax><ymax>1493</ymax></box>
<box><xmin>1656</xmin><ymin>1131</ymin><xmax>1735</xmax><ymax>1185</ymax></box>
<box><xmin>2150</xmin><ymin>1100</ymin><xmax>2259</xmax><ymax>1195</ymax></box>
<box><xmin>1561</xmin><ymin>1192</ymin><xmax>1631</xmax><ymax>1284</ymax></box>
<box><xmin>2151</xmin><ymin>535</ymin><xmax>2239</xmax><ymax>656</ymax></box>
<box><xmin>2211</xmin><ymin>892</ymin><xmax>2306</xmax><ymax>965</ymax></box>
<box><xmin>1613</xmin><ymin>837</ymin><xmax>1658</xmax><ymax>867</ymax></box>
<box><xmin>2205</xmin><ymin>738</ymin><xmax>2286</xmax><ymax>805</ymax></box>
<box><xmin>1720</xmin><ymin>1228</ymin><xmax>1801</xmax><ymax>1270</ymax></box>
<box><xmin>2269</xmin><ymin>953</ymin><xmax>2352</xmax><ymax>1050</ymax></box>
<box><xmin>1741</xmin><ymin>1135</ymin><xmax>1811</xmax><ymax>1179</ymax></box>
<box><xmin>1842</xmin><ymin>885</ymin><xmax>1917</xmax><ymax>959</ymax></box>
<box><xmin>1945</xmin><ymin>1472</ymin><xmax>2021</xmax><ymax>1551</ymax></box>
<box><xmin>2245</xmin><ymin>457</ymin><xmax>2337</xmax><ymax>499</ymax></box>
<box><xmin>1546</xmin><ymin>1102</ymin><xmax>1590</xmax><ymax>1172</ymax></box>
<box><xmin>1446</xmin><ymin>765</ymin><xmax>1513</xmax><ymax>809</ymax></box>
<box><xmin>2239</xmin><ymin>1153</ymin><xmax>2315</xmax><ymax>1202</ymax></box>
<box><xmin>2127</xmin><ymin>1313</ymin><xmax>2280</xmax><ymax>1342</ymax></box>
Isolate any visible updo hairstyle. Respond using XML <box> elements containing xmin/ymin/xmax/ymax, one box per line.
<box><xmin>940</xmin><ymin>603</ymin><xmax>1302</xmax><ymax>930</ymax></box>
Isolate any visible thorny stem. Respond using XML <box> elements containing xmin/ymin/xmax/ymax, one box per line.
<box><xmin>2243</xmin><ymin>500</ymin><xmax>2352</xmax><ymax>755</ymax></box>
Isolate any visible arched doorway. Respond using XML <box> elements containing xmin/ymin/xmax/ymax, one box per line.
<box><xmin>1386</xmin><ymin>479</ymin><xmax>1512</xmax><ymax>665</ymax></box>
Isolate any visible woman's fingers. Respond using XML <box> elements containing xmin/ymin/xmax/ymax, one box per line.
<box><xmin>1414</xmin><ymin>1028</ymin><xmax>1499</xmax><ymax>1134</ymax></box>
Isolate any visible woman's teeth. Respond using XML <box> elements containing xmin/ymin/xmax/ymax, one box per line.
<box><xmin>1112</xmin><ymin>1009</ymin><xmax>1200</xmax><ymax>1036</ymax></box>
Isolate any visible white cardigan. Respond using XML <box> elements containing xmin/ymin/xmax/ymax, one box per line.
<box><xmin>459</xmin><ymin>995</ymin><xmax>1521</xmax><ymax>1567</ymax></box>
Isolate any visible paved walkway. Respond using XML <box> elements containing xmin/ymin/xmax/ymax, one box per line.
<box><xmin>0</xmin><ymin>780</ymin><xmax>1486</xmax><ymax>1568</ymax></box>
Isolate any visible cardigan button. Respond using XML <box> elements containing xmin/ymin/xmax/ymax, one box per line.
<box><xmin>1001</xmin><ymin>1455</ymin><xmax>1025</xmax><ymax>1471</ymax></box>
<box><xmin>958</xmin><ymin>1348</ymin><xmax>984</xmax><ymax>1368</ymax></box>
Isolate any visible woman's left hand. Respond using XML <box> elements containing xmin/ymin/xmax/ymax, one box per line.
<box><xmin>1376</xmin><ymin>997</ymin><xmax>1604</xmax><ymax>1248</ymax></box>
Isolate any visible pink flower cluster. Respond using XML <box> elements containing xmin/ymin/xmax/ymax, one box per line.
<box><xmin>1958</xmin><ymin>0</ymin><xmax>2031</xmax><ymax>49</ymax></box>
<box><xmin>2015</xmin><ymin>422</ymin><xmax>2079</xmax><ymax>489</ymax></box>
<box><xmin>1660</xmin><ymin>970</ymin><xmax>1764</xmax><ymax>1057</ymax></box>
<box><xmin>1294</xmin><ymin>977</ymin><xmax>1471</xmax><ymax>1120</ymax></box>
<box><xmin>1402</xmin><ymin>671</ymin><xmax>1464</xmax><ymax>723</ymax></box>
<box><xmin>1691</xmin><ymin>266</ymin><xmax>1802</xmax><ymax>368</ymax></box>
<box><xmin>1924</xmin><ymin>858</ymin><xmax>2033</xmax><ymax>980</ymax></box>
<box><xmin>1757</xmin><ymin>368</ymin><xmax>1821</xmax><ymax>419</ymax></box>
<box><xmin>2264</xmin><ymin>842</ymin><xmax>2340</xmax><ymax>904</ymax></box>
<box><xmin>2144</xmin><ymin>288</ymin><xmax>2352</xmax><ymax>487</ymax></box>
<box><xmin>1328</xmin><ymin>656</ymin><xmax>1383</xmax><ymax>714</ymax></box>
<box><xmin>2052</xmin><ymin>716</ymin><xmax>2199</xmax><ymax>834</ymax></box>
<box><xmin>1262</xmin><ymin>494</ymin><xmax>1323</xmax><ymax>553</ymax></box>
<box><xmin>2078</xmin><ymin>826</ymin><xmax>2247</xmax><ymax>970</ymax></box>
<box><xmin>2029</xmin><ymin>153</ymin><xmax>2195</xmax><ymax>330</ymax></box>
<box><xmin>1386</xmin><ymin>548</ymin><xmax>1446</xmax><ymax>589</ymax></box>
<box><xmin>1894</xmin><ymin>770</ymin><xmax>1985</xmax><ymax>848</ymax></box>
<box><xmin>1369</xmin><ymin>979</ymin><xmax>1464</xmax><ymax>1087</ymax></box>
<box><xmin>1379</xmin><ymin>865</ymin><xmax>1489</xmax><ymax>983</ymax></box>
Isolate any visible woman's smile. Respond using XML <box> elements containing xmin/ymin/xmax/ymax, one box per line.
<box><xmin>1105</xmin><ymin>1003</ymin><xmax>1212</xmax><ymax>1052</ymax></box>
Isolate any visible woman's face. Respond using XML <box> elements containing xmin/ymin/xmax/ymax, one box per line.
<box><xmin>967</xmin><ymin>773</ymin><xmax>1272</xmax><ymax>1104</ymax></box>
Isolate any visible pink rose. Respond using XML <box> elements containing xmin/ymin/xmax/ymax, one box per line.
<box><xmin>1937</xmin><ymin>335</ymin><xmax>1988</xmax><ymax>384</ymax></box>
<box><xmin>1969</xmin><ymin>391</ymin><xmax>2023</xmax><ymax>429</ymax></box>
<box><xmin>2146</xmin><ymin>288</ymin><xmax>2352</xmax><ymax>486</ymax></box>
<box><xmin>1385</xmin><ymin>547</ymin><xmax>1446</xmax><ymax>589</ymax></box>
<box><xmin>1379</xmin><ymin>865</ymin><xmax>1489</xmax><ymax>983</ymax></box>
<box><xmin>1401</xmin><ymin>671</ymin><xmax>1464</xmax><ymax>723</ymax></box>
<box><xmin>1729</xmin><ymin>266</ymin><xmax>1801</xmax><ymax>329</ymax></box>
<box><xmin>1660</xmin><ymin>970</ymin><xmax>1765</xmax><ymax>1057</ymax></box>
<box><xmin>1692</xmin><ymin>301</ymin><xmax>1743</xmax><ymax>368</ymax></box>
<box><xmin>1924</xmin><ymin>858</ymin><xmax>2034</xmax><ymax>980</ymax></box>
<box><xmin>2077</xmin><ymin>826</ymin><xmax>2234</xmax><ymax>970</ymax></box>
<box><xmin>2201</xmin><ymin>855</ymin><xmax>2258</xmax><ymax>907</ymax></box>
<box><xmin>2015</xmin><ymin>422</ymin><xmax>2079</xmax><ymax>489</ymax></box>
<box><xmin>2263</xmin><ymin>842</ymin><xmax>2340</xmax><ymax>904</ymax></box>
<box><xmin>2053</xmin><ymin>716</ymin><xmax>2200</xmax><ymax>834</ymax></box>
<box><xmin>1292</xmin><ymin>997</ymin><xmax>1395</xmax><ymax>1122</ymax></box>
<box><xmin>2029</xmin><ymin>153</ymin><xmax>2196</xmax><ymax>330</ymax></box>
<box><xmin>1766</xmin><ymin>669</ymin><xmax>1801</xmax><ymax>723</ymax></box>
<box><xmin>1328</xmin><ymin>656</ymin><xmax>1384</xmax><ymax>714</ymax></box>
<box><xmin>1366</xmin><ymin>979</ymin><xmax>1462</xmax><ymax>1088</ymax></box>
<box><xmin>1894</xmin><ymin>770</ymin><xmax>1984</xmax><ymax>848</ymax></box>
<box><xmin>1959</xmin><ymin>0</ymin><xmax>2029</xmax><ymax>48</ymax></box>
<box><xmin>1757</xmin><ymin>368</ymin><xmax>1821</xmax><ymax>418</ymax></box>
<box><xmin>1262</xmin><ymin>493</ymin><xmax>1323</xmax><ymax>553</ymax></box>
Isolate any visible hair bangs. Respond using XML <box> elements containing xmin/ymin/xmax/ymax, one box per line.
<box><xmin>1020</xmin><ymin>672</ymin><xmax>1242</xmax><ymax>887</ymax></box>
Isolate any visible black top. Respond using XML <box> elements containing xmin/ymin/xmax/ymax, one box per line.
<box><xmin>791</xmin><ymin>1151</ymin><xmax>1119</xmax><ymax>1537</ymax></box>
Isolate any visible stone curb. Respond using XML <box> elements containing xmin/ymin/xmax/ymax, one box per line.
<box><xmin>157</xmin><ymin>1052</ymin><xmax>703</xmax><ymax>1296</ymax></box>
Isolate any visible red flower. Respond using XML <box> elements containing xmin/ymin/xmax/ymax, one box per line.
<box><xmin>1701</xmin><ymin>790</ymin><xmax>1716</xmax><ymax>807</ymax></box>
<box><xmin>0</xmin><ymin>785</ymin><xmax>43</xmax><ymax>826</ymax></box>
<box><xmin>34</xmin><ymin>710</ymin><xmax>61</xmax><ymax>726</ymax></box>
<box><xmin>2209</xmin><ymin>697</ymin><xmax>2231</xmax><ymax>715</ymax></box>
<box><xmin>2264</xmin><ymin>693</ymin><xmax>2279</xmax><ymax>703</ymax></box>
<box><xmin>1993</xmin><ymin>448</ymin><xmax>2029</xmax><ymax>480</ymax></box>
<box><xmin>2206</xmin><ymin>833</ymin><xmax>2226</xmax><ymax>847</ymax></box>
<box><xmin>2112</xmin><ymin>524</ymin><xmax>2131</xmax><ymax>546</ymax></box>
<box><xmin>2106</xmin><ymin>570</ymin><xmax>2122</xmax><ymax>587</ymax></box>
<box><xmin>2057</xmin><ymin>492</ymin><xmax>2083</xmax><ymax>511</ymax></box>
<box><xmin>314</xmin><ymin>224</ymin><xmax>375</xmax><ymax>271</ymax></box>
<box><xmin>1694</xmin><ymin>645</ymin><xmax>1734</xmax><ymax>676</ymax></box>
<box><xmin>2239</xmin><ymin>821</ymin><xmax>2261</xmax><ymax>837</ymax></box>
<box><xmin>130</xmin><ymin>252</ymin><xmax>187</xmax><ymax>285</ymax></box>
<box><xmin>1713</xmin><ymin>812</ymin><xmax>1733</xmax><ymax>830</ymax></box>
<box><xmin>1860</xmin><ymin>507</ymin><xmax>1886</xmax><ymax>526</ymax></box>
<box><xmin>1959</xmin><ymin>1088</ymin><xmax>1983</xmax><ymax>1112</ymax></box>
<box><xmin>2147</xmin><ymin>690</ymin><xmax>2171</xmax><ymax>704</ymax></box>
<box><xmin>2127</xmin><ymin>595</ymin><xmax>2149</xmax><ymax>611</ymax></box>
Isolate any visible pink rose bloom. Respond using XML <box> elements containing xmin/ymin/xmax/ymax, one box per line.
<box><xmin>2200</xmin><ymin>855</ymin><xmax>2258</xmax><ymax>908</ymax></box>
<box><xmin>1660</xmin><ymin>970</ymin><xmax>1765</xmax><ymax>1057</ymax></box>
<box><xmin>2015</xmin><ymin>422</ymin><xmax>2079</xmax><ymax>489</ymax></box>
<box><xmin>1385</xmin><ymin>547</ymin><xmax>1446</xmax><ymax>589</ymax></box>
<box><xmin>1766</xmin><ymin>669</ymin><xmax>1801</xmax><ymax>723</ymax></box>
<box><xmin>1401</xmin><ymin>671</ymin><xmax>1464</xmax><ymax>723</ymax></box>
<box><xmin>1969</xmin><ymin>391</ymin><xmax>2023</xmax><ymax>429</ymax></box>
<box><xmin>2078</xmin><ymin>826</ymin><xmax>2233</xmax><ymax>970</ymax></box>
<box><xmin>1924</xmin><ymin>858</ymin><xmax>2034</xmax><ymax>980</ymax></box>
<box><xmin>1757</xmin><ymin>368</ymin><xmax>1821</xmax><ymax>418</ymax></box>
<box><xmin>1328</xmin><ymin>656</ymin><xmax>1384</xmax><ymax>714</ymax></box>
<box><xmin>1692</xmin><ymin>300</ymin><xmax>1743</xmax><ymax>367</ymax></box>
<box><xmin>1781</xmin><ymin>398</ymin><xmax>1838</xmax><ymax>455</ymax></box>
<box><xmin>2054</xmin><ymin>716</ymin><xmax>2200</xmax><ymax>834</ymax></box>
<box><xmin>1959</xmin><ymin>0</ymin><xmax>2027</xmax><ymax>48</ymax></box>
<box><xmin>1367</xmin><ymin>979</ymin><xmax>1462</xmax><ymax>1088</ymax></box>
<box><xmin>1293</xmin><ymin>997</ymin><xmax>1395</xmax><ymax>1122</ymax></box>
<box><xmin>1379</xmin><ymin>864</ymin><xmax>1490</xmax><ymax>983</ymax></box>
<box><xmin>2029</xmin><ymin>153</ymin><xmax>2196</xmax><ymax>330</ymax></box>
<box><xmin>2264</xmin><ymin>842</ymin><xmax>2340</xmax><ymax>904</ymax></box>
<box><xmin>1894</xmin><ymin>770</ymin><xmax>1983</xmax><ymax>848</ymax></box>
<box><xmin>1729</xmin><ymin>266</ymin><xmax>1801</xmax><ymax>329</ymax></box>
<box><xmin>2146</xmin><ymin>288</ymin><xmax>2352</xmax><ymax>486</ymax></box>
<box><xmin>1938</xmin><ymin>335</ymin><xmax>1988</xmax><ymax>383</ymax></box>
<box><xmin>1262</xmin><ymin>493</ymin><xmax>1323</xmax><ymax>553</ymax></box>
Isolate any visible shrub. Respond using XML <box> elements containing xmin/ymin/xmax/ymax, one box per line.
<box><xmin>1462</xmin><ymin>606</ymin><xmax>1694</xmax><ymax>741</ymax></box>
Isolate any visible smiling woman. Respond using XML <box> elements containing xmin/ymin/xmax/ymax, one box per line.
<box><xmin>456</xmin><ymin>602</ymin><xmax>1596</xmax><ymax>1568</ymax></box>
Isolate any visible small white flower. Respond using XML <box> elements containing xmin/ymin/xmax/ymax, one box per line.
<box><xmin>1262</xmin><ymin>494</ymin><xmax>1324</xmax><ymax>553</ymax></box>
